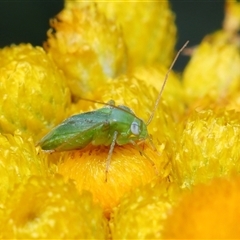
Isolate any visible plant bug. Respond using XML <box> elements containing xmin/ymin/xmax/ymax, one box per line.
<box><xmin>38</xmin><ymin>41</ymin><xmax>189</xmax><ymax>181</ymax></box>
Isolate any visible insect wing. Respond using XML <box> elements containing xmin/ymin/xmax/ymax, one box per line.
<box><xmin>39</xmin><ymin>110</ymin><xmax>110</xmax><ymax>151</ymax></box>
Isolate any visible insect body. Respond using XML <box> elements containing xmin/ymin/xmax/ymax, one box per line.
<box><xmin>38</xmin><ymin>41</ymin><xmax>189</xmax><ymax>181</ymax></box>
<box><xmin>39</xmin><ymin>102</ymin><xmax>148</xmax><ymax>151</ymax></box>
<box><xmin>38</xmin><ymin>102</ymin><xmax>149</xmax><ymax>182</ymax></box>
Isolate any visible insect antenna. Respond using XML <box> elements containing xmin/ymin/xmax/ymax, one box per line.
<box><xmin>79</xmin><ymin>97</ymin><xmax>115</xmax><ymax>107</ymax></box>
<box><xmin>79</xmin><ymin>97</ymin><xmax>138</xmax><ymax>118</ymax></box>
<box><xmin>146</xmin><ymin>40</ymin><xmax>189</xmax><ymax>126</ymax></box>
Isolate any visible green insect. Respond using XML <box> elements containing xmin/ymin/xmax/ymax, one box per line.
<box><xmin>38</xmin><ymin>42</ymin><xmax>188</xmax><ymax>181</ymax></box>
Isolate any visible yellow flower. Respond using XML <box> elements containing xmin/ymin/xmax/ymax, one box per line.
<box><xmin>0</xmin><ymin>133</ymin><xmax>52</xmax><ymax>204</ymax></box>
<box><xmin>65</xmin><ymin>0</ymin><xmax>177</xmax><ymax>68</ymax></box>
<box><xmin>162</xmin><ymin>175</ymin><xmax>240</xmax><ymax>239</ymax></box>
<box><xmin>0</xmin><ymin>175</ymin><xmax>108</xmax><ymax>239</ymax></box>
<box><xmin>223</xmin><ymin>0</ymin><xmax>240</xmax><ymax>33</ymax></box>
<box><xmin>0</xmin><ymin>44</ymin><xmax>71</xmax><ymax>141</ymax></box>
<box><xmin>57</xmin><ymin>144</ymin><xmax>168</xmax><ymax>217</ymax></box>
<box><xmin>110</xmin><ymin>179</ymin><xmax>180</xmax><ymax>239</ymax></box>
<box><xmin>172</xmin><ymin>109</ymin><xmax>240</xmax><ymax>188</ymax></box>
<box><xmin>131</xmin><ymin>64</ymin><xmax>184</xmax><ymax>121</ymax></box>
<box><xmin>183</xmin><ymin>31</ymin><xmax>240</xmax><ymax>105</ymax></box>
<box><xmin>45</xmin><ymin>5</ymin><xmax>128</xmax><ymax>98</ymax></box>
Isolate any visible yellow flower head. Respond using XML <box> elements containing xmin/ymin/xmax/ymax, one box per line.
<box><xmin>131</xmin><ymin>64</ymin><xmax>184</xmax><ymax>121</ymax></box>
<box><xmin>163</xmin><ymin>175</ymin><xmax>240</xmax><ymax>239</ymax></box>
<box><xmin>0</xmin><ymin>44</ymin><xmax>71</xmax><ymax>141</ymax></box>
<box><xmin>110</xmin><ymin>179</ymin><xmax>180</xmax><ymax>239</ymax></box>
<box><xmin>223</xmin><ymin>0</ymin><xmax>240</xmax><ymax>33</ymax></box>
<box><xmin>0</xmin><ymin>133</ymin><xmax>52</xmax><ymax>204</ymax></box>
<box><xmin>58</xmin><ymin>144</ymin><xmax>168</xmax><ymax>217</ymax></box>
<box><xmin>0</xmin><ymin>175</ymin><xmax>108</xmax><ymax>239</ymax></box>
<box><xmin>173</xmin><ymin>109</ymin><xmax>240</xmax><ymax>188</ymax></box>
<box><xmin>45</xmin><ymin>5</ymin><xmax>128</xmax><ymax>98</ymax></box>
<box><xmin>183</xmin><ymin>31</ymin><xmax>240</xmax><ymax>105</ymax></box>
<box><xmin>65</xmin><ymin>0</ymin><xmax>177</xmax><ymax>68</ymax></box>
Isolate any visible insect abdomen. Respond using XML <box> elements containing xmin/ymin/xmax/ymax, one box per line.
<box><xmin>38</xmin><ymin>110</ymin><xmax>111</xmax><ymax>151</ymax></box>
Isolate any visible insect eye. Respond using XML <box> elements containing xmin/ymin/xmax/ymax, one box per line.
<box><xmin>131</xmin><ymin>121</ymin><xmax>140</xmax><ymax>135</ymax></box>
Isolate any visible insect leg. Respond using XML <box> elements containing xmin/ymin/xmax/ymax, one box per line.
<box><xmin>105</xmin><ymin>131</ymin><xmax>118</xmax><ymax>182</ymax></box>
<box><xmin>148</xmin><ymin>134</ymin><xmax>161</xmax><ymax>155</ymax></box>
<box><xmin>130</xmin><ymin>140</ymin><xmax>159</xmax><ymax>176</ymax></box>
